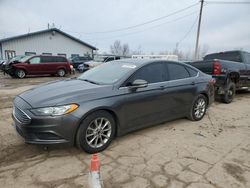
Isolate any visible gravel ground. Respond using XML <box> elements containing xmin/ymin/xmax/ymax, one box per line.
<box><xmin>0</xmin><ymin>72</ymin><xmax>250</xmax><ymax>188</ymax></box>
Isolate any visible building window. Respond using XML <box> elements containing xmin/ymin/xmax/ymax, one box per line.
<box><xmin>42</xmin><ymin>53</ymin><xmax>52</xmax><ymax>55</ymax></box>
<box><xmin>5</xmin><ymin>50</ymin><xmax>16</xmax><ymax>59</ymax></box>
<box><xmin>71</xmin><ymin>54</ymin><xmax>79</xmax><ymax>58</ymax></box>
<box><xmin>25</xmin><ymin>52</ymin><xmax>36</xmax><ymax>56</ymax></box>
<box><xmin>58</xmin><ymin>53</ymin><xmax>67</xmax><ymax>57</ymax></box>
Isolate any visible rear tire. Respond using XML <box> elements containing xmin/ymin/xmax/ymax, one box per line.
<box><xmin>188</xmin><ymin>94</ymin><xmax>207</xmax><ymax>121</ymax></box>
<box><xmin>57</xmin><ymin>69</ymin><xmax>66</xmax><ymax>77</ymax></box>
<box><xmin>76</xmin><ymin>110</ymin><xmax>116</xmax><ymax>154</ymax></box>
<box><xmin>15</xmin><ymin>69</ymin><xmax>26</xmax><ymax>79</ymax></box>
<box><xmin>221</xmin><ymin>82</ymin><xmax>235</xmax><ymax>104</ymax></box>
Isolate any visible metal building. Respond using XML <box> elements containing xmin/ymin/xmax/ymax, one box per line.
<box><xmin>0</xmin><ymin>28</ymin><xmax>97</xmax><ymax>59</ymax></box>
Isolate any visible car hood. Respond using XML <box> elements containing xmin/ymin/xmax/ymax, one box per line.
<box><xmin>18</xmin><ymin>79</ymin><xmax>113</xmax><ymax>108</ymax></box>
<box><xmin>5</xmin><ymin>60</ymin><xmax>22</xmax><ymax>65</ymax></box>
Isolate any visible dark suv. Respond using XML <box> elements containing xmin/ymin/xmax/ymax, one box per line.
<box><xmin>3</xmin><ymin>55</ymin><xmax>71</xmax><ymax>78</ymax></box>
<box><xmin>69</xmin><ymin>56</ymin><xmax>92</xmax><ymax>69</ymax></box>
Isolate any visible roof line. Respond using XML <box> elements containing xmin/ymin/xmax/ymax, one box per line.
<box><xmin>0</xmin><ymin>28</ymin><xmax>97</xmax><ymax>50</ymax></box>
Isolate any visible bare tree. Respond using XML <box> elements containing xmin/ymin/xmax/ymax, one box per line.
<box><xmin>110</xmin><ymin>40</ymin><xmax>130</xmax><ymax>56</ymax></box>
<box><xmin>110</xmin><ymin>40</ymin><xmax>122</xmax><ymax>55</ymax></box>
<box><xmin>122</xmin><ymin>43</ymin><xmax>130</xmax><ymax>56</ymax></box>
<box><xmin>131</xmin><ymin>45</ymin><xmax>142</xmax><ymax>55</ymax></box>
<box><xmin>172</xmin><ymin>47</ymin><xmax>185</xmax><ymax>61</ymax></box>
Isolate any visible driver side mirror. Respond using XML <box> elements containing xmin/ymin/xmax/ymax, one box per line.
<box><xmin>129</xmin><ymin>79</ymin><xmax>148</xmax><ymax>90</ymax></box>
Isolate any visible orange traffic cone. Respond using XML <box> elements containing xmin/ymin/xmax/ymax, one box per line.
<box><xmin>88</xmin><ymin>154</ymin><xmax>102</xmax><ymax>188</ymax></box>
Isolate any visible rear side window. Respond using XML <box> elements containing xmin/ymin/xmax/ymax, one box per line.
<box><xmin>55</xmin><ymin>57</ymin><xmax>67</xmax><ymax>62</ymax></box>
<box><xmin>168</xmin><ymin>63</ymin><xmax>190</xmax><ymax>80</ymax></box>
<box><xmin>127</xmin><ymin>62</ymin><xmax>165</xmax><ymax>84</ymax></box>
<box><xmin>186</xmin><ymin>67</ymin><xmax>198</xmax><ymax>77</ymax></box>
<box><xmin>41</xmin><ymin>56</ymin><xmax>67</xmax><ymax>63</ymax></box>
<box><xmin>41</xmin><ymin>56</ymin><xmax>52</xmax><ymax>63</ymax></box>
<box><xmin>204</xmin><ymin>52</ymin><xmax>242</xmax><ymax>62</ymax></box>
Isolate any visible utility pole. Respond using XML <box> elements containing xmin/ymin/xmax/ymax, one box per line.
<box><xmin>194</xmin><ymin>0</ymin><xmax>204</xmax><ymax>60</ymax></box>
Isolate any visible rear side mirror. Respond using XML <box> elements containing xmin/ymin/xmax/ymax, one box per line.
<box><xmin>129</xmin><ymin>79</ymin><xmax>148</xmax><ymax>90</ymax></box>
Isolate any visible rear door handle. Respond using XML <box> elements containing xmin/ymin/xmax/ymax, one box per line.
<box><xmin>191</xmin><ymin>81</ymin><xmax>195</xmax><ymax>85</ymax></box>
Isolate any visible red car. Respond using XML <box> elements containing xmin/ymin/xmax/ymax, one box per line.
<box><xmin>3</xmin><ymin>55</ymin><xmax>71</xmax><ymax>78</ymax></box>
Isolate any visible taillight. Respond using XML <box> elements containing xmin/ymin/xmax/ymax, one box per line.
<box><xmin>213</xmin><ymin>61</ymin><xmax>221</xmax><ymax>75</ymax></box>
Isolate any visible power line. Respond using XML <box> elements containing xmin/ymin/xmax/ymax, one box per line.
<box><xmin>206</xmin><ymin>1</ymin><xmax>250</xmax><ymax>4</ymax></box>
<box><xmin>83</xmin><ymin>11</ymin><xmax>198</xmax><ymax>41</ymax></box>
<box><xmin>178</xmin><ymin>15</ymin><xmax>199</xmax><ymax>46</ymax></box>
<box><xmin>64</xmin><ymin>2</ymin><xmax>199</xmax><ymax>35</ymax></box>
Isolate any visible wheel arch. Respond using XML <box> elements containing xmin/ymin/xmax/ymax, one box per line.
<box><xmin>199</xmin><ymin>92</ymin><xmax>209</xmax><ymax>105</ymax></box>
<box><xmin>227</xmin><ymin>71</ymin><xmax>240</xmax><ymax>84</ymax></box>
<box><xmin>74</xmin><ymin>107</ymin><xmax>120</xmax><ymax>145</ymax></box>
<box><xmin>14</xmin><ymin>67</ymin><xmax>27</xmax><ymax>78</ymax></box>
<box><xmin>13</xmin><ymin>66</ymin><xmax>27</xmax><ymax>73</ymax></box>
<box><xmin>57</xmin><ymin>67</ymin><xmax>67</xmax><ymax>74</ymax></box>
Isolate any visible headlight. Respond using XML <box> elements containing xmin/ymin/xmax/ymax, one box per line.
<box><xmin>31</xmin><ymin>104</ymin><xmax>78</xmax><ymax>116</ymax></box>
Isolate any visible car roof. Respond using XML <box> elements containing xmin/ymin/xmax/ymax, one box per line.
<box><xmin>112</xmin><ymin>58</ymin><xmax>185</xmax><ymax>67</ymax></box>
<box><xmin>111</xmin><ymin>58</ymin><xmax>202</xmax><ymax>73</ymax></box>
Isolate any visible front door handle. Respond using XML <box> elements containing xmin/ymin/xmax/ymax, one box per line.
<box><xmin>191</xmin><ymin>81</ymin><xmax>195</xmax><ymax>85</ymax></box>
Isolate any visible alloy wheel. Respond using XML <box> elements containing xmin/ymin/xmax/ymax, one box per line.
<box><xmin>58</xmin><ymin>69</ymin><xmax>65</xmax><ymax>77</ymax></box>
<box><xmin>17</xmin><ymin>70</ymin><xmax>25</xmax><ymax>78</ymax></box>
<box><xmin>194</xmin><ymin>98</ymin><xmax>206</xmax><ymax>119</ymax></box>
<box><xmin>85</xmin><ymin>117</ymin><xmax>112</xmax><ymax>148</ymax></box>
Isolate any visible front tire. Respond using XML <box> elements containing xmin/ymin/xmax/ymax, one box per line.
<box><xmin>76</xmin><ymin>110</ymin><xmax>116</xmax><ymax>153</ymax></box>
<box><xmin>15</xmin><ymin>69</ymin><xmax>26</xmax><ymax>79</ymax></box>
<box><xmin>57</xmin><ymin>68</ymin><xmax>66</xmax><ymax>77</ymax></box>
<box><xmin>188</xmin><ymin>94</ymin><xmax>207</xmax><ymax>121</ymax></box>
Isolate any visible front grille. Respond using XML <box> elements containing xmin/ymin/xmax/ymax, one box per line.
<box><xmin>13</xmin><ymin>106</ymin><xmax>31</xmax><ymax>124</ymax></box>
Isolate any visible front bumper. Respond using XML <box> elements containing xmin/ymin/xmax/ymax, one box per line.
<box><xmin>12</xmin><ymin>97</ymin><xmax>80</xmax><ymax>145</ymax></box>
<box><xmin>1</xmin><ymin>64</ymin><xmax>14</xmax><ymax>75</ymax></box>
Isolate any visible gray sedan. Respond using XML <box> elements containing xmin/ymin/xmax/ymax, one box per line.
<box><xmin>12</xmin><ymin>59</ymin><xmax>215</xmax><ymax>153</ymax></box>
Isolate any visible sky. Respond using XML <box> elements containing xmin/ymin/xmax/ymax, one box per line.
<box><xmin>0</xmin><ymin>0</ymin><xmax>250</xmax><ymax>55</ymax></box>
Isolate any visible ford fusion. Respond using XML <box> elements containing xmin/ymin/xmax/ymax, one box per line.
<box><xmin>12</xmin><ymin>59</ymin><xmax>214</xmax><ymax>153</ymax></box>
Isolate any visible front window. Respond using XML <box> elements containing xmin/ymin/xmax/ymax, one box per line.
<box><xmin>78</xmin><ymin>62</ymin><xmax>137</xmax><ymax>85</ymax></box>
<box><xmin>29</xmin><ymin>57</ymin><xmax>41</xmax><ymax>64</ymax></box>
<box><xmin>125</xmin><ymin>62</ymin><xmax>166</xmax><ymax>85</ymax></box>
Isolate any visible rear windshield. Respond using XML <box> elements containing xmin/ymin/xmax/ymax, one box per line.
<box><xmin>204</xmin><ymin>52</ymin><xmax>242</xmax><ymax>62</ymax></box>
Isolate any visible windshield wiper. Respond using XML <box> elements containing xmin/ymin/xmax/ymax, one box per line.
<box><xmin>81</xmin><ymin>79</ymin><xmax>100</xmax><ymax>85</ymax></box>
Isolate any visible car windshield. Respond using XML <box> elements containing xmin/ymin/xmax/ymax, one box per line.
<box><xmin>78</xmin><ymin>61</ymin><xmax>137</xmax><ymax>85</ymax></box>
<box><xmin>10</xmin><ymin>55</ymin><xmax>26</xmax><ymax>61</ymax></box>
<box><xmin>18</xmin><ymin>56</ymin><xmax>31</xmax><ymax>62</ymax></box>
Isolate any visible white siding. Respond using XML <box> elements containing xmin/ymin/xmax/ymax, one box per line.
<box><xmin>1</xmin><ymin>31</ymin><xmax>93</xmax><ymax>59</ymax></box>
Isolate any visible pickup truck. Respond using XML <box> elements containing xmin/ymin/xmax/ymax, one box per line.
<box><xmin>188</xmin><ymin>50</ymin><xmax>250</xmax><ymax>103</ymax></box>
